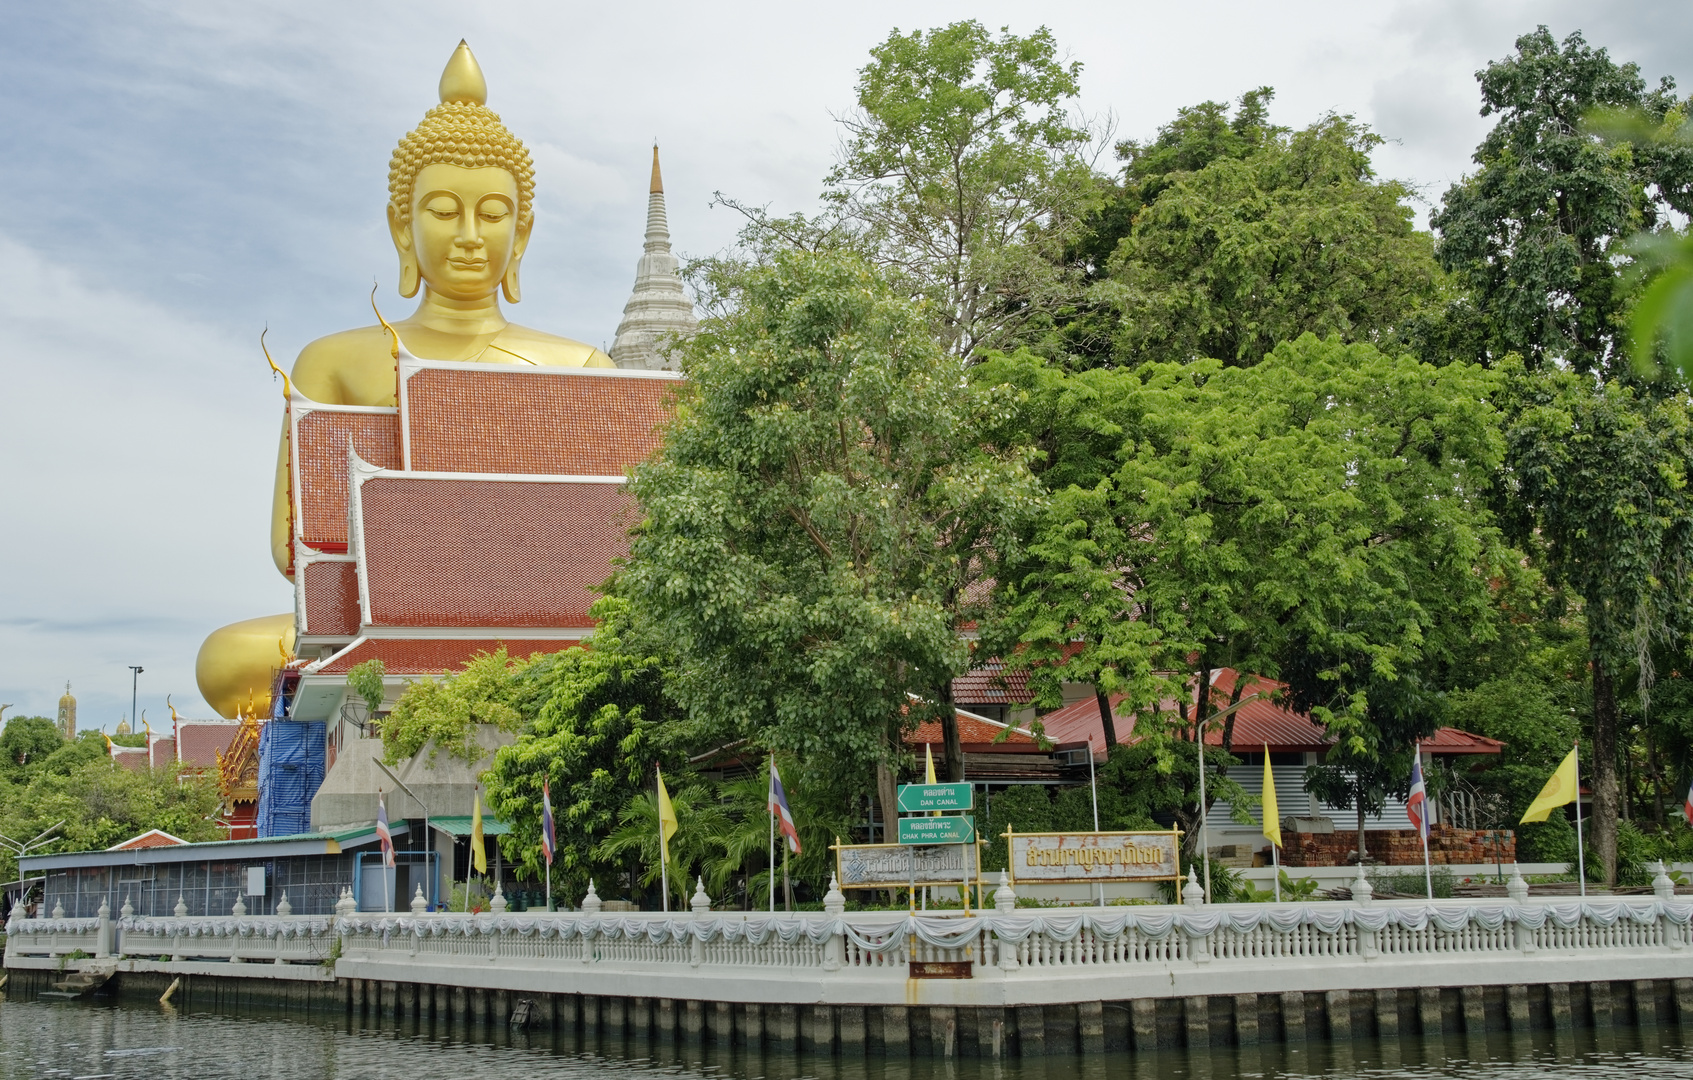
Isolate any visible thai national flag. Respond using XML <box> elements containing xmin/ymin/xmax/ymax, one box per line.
<box><xmin>769</xmin><ymin>760</ymin><xmax>801</xmax><ymax>855</ymax></box>
<box><xmin>376</xmin><ymin>791</ymin><xmax>396</xmax><ymax>869</ymax></box>
<box><xmin>1406</xmin><ymin>749</ymin><xmax>1429</xmax><ymax>838</ymax></box>
<box><xmin>1683</xmin><ymin>775</ymin><xmax>1693</xmax><ymax>827</ymax></box>
<box><xmin>541</xmin><ymin>776</ymin><xmax>556</xmax><ymax>867</ymax></box>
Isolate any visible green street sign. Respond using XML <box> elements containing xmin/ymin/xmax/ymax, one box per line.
<box><xmin>898</xmin><ymin>816</ymin><xmax>976</xmax><ymax>845</ymax></box>
<box><xmin>897</xmin><ymin>783</ymin><xmax>973</xmax><ymax>813</ymax></box>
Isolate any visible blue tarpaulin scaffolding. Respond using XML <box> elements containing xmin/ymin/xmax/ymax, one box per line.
<box><xmin>255</xmin><ymin>721</ymin><xmax>325</xmax><ymax>838</ymax></box>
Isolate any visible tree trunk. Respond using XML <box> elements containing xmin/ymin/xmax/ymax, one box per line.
<box><xmin>1592</xmin><ymin>656</ymin><xmax>1621</xmax><ymax>885</ymax></box>
<box><xmin>876</xmin><ymin>758</ymin><xmax>899</xmax><ymax>846</ymax></box>
<box><xmin>1096</xmin><ymin>690</ymin><xmax>1118</xmax><ymax>750</ymax></box>
<box><xmin>1356</xmin><ymin>777</ymin><xmax>1368</xmax><ymax>863</ymax></box>
<box><xmin>938</xmin><ymin>680</ymin><xmax>965</xmax><ymax>782</ymax></box>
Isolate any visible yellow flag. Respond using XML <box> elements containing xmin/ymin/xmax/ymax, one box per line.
<box><xmin>471</xmin><ymin>792</ymin><xmax>487</xmax><ymax>874</ymax></box>
<box><xmin>925</xmin><ymin>743</ymin><xmax>938</xmax><ymax>784</ymax></box>
<box><xmin>1521</xmin><ymin>747</ymin><xmax>1579</xmax><ymax>823</ymax></box>
<box><xmin>1261</xmin><ymin>744</ymin><xmax>1281</xmax><ymax>848</ymax></box>
<box><xmin>656</xmin><ymin>767</ymin><xmax>679</xmax><ymax>865</ymax></box>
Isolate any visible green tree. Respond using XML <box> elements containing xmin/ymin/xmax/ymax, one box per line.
<box><xmin>981</xmin><ymin>335</ymin><xmax>1513</xmax><ymax>852</ymax></box>
<box><xmin>1432</xmin><ymin>26</ymin><xmax>1693</xmax><ymax>376</ymax></box>
<box><xmin>621</xmin><ymin>250</ymin><xmax>1040</xmax><ymax>827</ymax></box>
<box><xmin>826</xmin><ymin>21</ymin><xmax>1099</xmax><ymax>357</ymax></box>
<box><xmin>0</xmin><ymin>716</ymin><xmax>63</xmax><ymax>773</ymax></box>
<box><xmin>482</xmin><ymin>600</ymin><xmax>672</xmax><ymax>901</ymax></box>
<box><xmin>1106</xmin><ymin>110</ymin><xmax>1440</xmax><ymax>368</ymax></box>
<box><xmin>380</xmin><ymin>647</ymin><xmax>537</xmax><ymax>766</ymax></box>
<box><xmin>1498</xmin><ymin>365</ymin><xmax>1693</xmax><ymax>882</ymax></box>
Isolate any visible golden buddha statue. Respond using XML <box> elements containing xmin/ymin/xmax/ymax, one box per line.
<box><xmin>195</xmin><ymin>41</ymin><xmax>614</xmax><ymax>719</ymax></box>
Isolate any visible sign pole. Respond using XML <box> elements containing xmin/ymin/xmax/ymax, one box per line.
<box><xmin>1573</xmin><ymin>740</ymin><xmax>1587</xmax><ymax>898</ymax></box>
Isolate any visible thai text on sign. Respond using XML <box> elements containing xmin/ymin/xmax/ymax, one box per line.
<box><xmin>835</xmin><ymin>842</ymin><xmax>982</xmax><ymax>889</ymax></box>
<box><xmin>1008</xmin><ymin>831</ymin><xmax>1180</xmax><ymax>883</ymax></box>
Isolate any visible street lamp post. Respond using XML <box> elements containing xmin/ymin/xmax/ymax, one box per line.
<box><xmin>129</xmin><ymin>666</ymin><xmax>144</xmax><ymax>737</ymax></box>
<box><xmin>1192</xmin><ymin>692</ymin><xmax>1267</xmax><ymax>903</ymax></box>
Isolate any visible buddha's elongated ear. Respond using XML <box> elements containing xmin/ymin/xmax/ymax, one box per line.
<box><xmin>503</xmin><ymin>214</ymin><xmax>532</xmax><ymax>304</ymax></box>
<box><xmin>388</xmin><ymin>202</ymin><xmax>420</xmax><ymax>299</ymax></box>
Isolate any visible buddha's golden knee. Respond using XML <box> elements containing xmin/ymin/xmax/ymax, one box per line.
<box><xmin>196</xmin><ymin>613</ymin><xmax>296</xmax><ymax>719</ymax></box>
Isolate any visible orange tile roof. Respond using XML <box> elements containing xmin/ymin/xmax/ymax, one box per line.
<box><xmin>302</xmin><ymin>560</ymin><xmax>360</xmax><ymax>635</ymax></box>
<box><xmin>405</xmin><ymin>367</ymin><xmax>675</xmax><ymax>475</ymax></box>
<box><xmin>108</xmin><ymin>829</ymin><xmax>189</xmax><ymax>850</ymax></box>
<box><xmin>175</xmin><ymin>722</ymin><xmax>242</xmax><ymax>768</ymax></box>
<box><xmin>359</xmin><ymin>476</ymin><xmax>634</xmax><ymax>627</ymax></box>
<box><xmin>906</xmin><ymin>711</ymin><xmax>1035</xmax><ymax>749</ymax></box>
<box><xmin>295</xmin><ymin>410</ymin><xmax>401</xmax><ymax>551</ymax></box>
<box><xmin>318</xmin><ymin>638</ymin><xmax>584</xmax><ymax>675</ymax></box>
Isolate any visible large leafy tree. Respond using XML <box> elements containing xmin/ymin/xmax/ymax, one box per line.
<box><xmin>621</xmin><ymin>250</ymin><xmax>1039</xmax><ymax>825</ymax></box>
<box><xmin>1499</xmin><ymin>367</ymin><xmax>1693</xmax><ymax>882</ymax></box>
<box><xmin>826</xmin><ymin>21</ymin><xmax>1099</xmax><ymax>358</ymax></box>
<box><xmin>980</xmin><ymin>335</ymin><xmax>1512</xmax><ymax>852</ymax></box>
<box><xmin>1432</xmin><ymin>26</ymin><xmax>1693</xmax><ymax>376</ymax></box>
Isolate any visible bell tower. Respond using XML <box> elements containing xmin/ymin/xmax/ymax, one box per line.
<box><xmin>56</xmin><ymin>681</ymin><xmax>76</xmax><ymax>739</ymax></box>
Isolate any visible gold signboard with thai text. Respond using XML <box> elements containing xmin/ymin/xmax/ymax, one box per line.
<box><xmin>834</xmin><ymin>841</ymin><xmax>983</xmax><ymax>889</ymax></box>
<box><xmin>1006</xmin><ymin>830</ymin><xmax>1181</xmax><ymax>884</ymax></box>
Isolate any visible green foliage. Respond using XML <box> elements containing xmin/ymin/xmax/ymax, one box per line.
<box><xmin>1368</xmin><ymin>865</ymin><xmax>1456</xmax><ymax>899</ymax></box>
<box><xmin>826</xmin><ymin>21</ymin><xmax>1099</xmax><ymax>357</ymax></box>
<box><xmin>1106</xmin><ymin>109</ymin><xmax>1440</xmax><ymax>368</ymax></box>
<box><xmin>1239</xmin><ymin>871</ymin><xmax>1323</xmax><ymax>904</ymax></box>
<box><xmin>0</xmin><ymin>716</ymin><xmax>63</xmax><ymax>774</ymax></box>
<box><xmin>345</xmin><ymin>659</ymin><xmax>387</xmax><ymax>716</ymax></box>
<box><xmin>1432</xmin><ymin>27</ymin><xmax>1693</xmax><ymax>375</ymax></box>
<box><xmin>622</xmin><ymin>250</ymin><xmax>1039</xmax><ymax>786</ymax></box>
<box><xmin>0</xmin><ymin>737</ymin><xmax>223</xmax><ymax>884</ymax></box>
<box><xmin>381</xmin><ymin>646</ymin><xmax>535</xmax><ymax>766</ymax></box>
<box><xmin>482</xmin><ymin>602</ymin><xmax>672</xmax><ymax>899</ymax></box>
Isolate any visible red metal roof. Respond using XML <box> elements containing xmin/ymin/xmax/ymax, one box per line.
<box><xmin>1034</xmin><ymin>693</ymin><xmax>1136</xmax><ymax>757</ymax></box>
<box><xmin>905</xmin><ymin>710</ymin><xmax>1035</xmax><ymax>749</ymax></box>
<box><xmin>318</xmin><ymin>638</ymin><xmax>583</xmax><ymax>675</ymax></box>
<box><xmin>359</xmin><ymin>476</ymin><xmax>634</xmax><ymax>627</ymax></box>
<box><xmin>951</xmin><ymin>660</ymin><xmax>1032</xmax><ymax>706</ymax></box>
<box><xmin>302</xmin><ymin>560</ymin><xmax>360</xmax><ymax>635</ymax></box>
<box><xmin>1421</xmin><ymin>727</ymin><xmax>1506</xmax><ymax>755</ymax></box>
<box><xmin>294</xmin><ymin>409</ymin><xmax>401</xmax><ymax>552</ymax></box>
<box><xmin>405</xmin><ymin>367</ymin><xmax>675</xmax><ymax>476</ymax></box>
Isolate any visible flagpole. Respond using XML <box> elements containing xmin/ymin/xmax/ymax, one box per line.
<box><xmin>1417</xmin><ymin>743</ymin><xmax>1433</xmax><ymax>901</ymax></box>
<box><xmin>769</xmin><ymin>756</ymin><xmax>776</xmax><ymax>915</ymax></box>
<box><xmin>1574</xmin><ymin>740</ymin><xmax>1587</xmax><ymax>898</ymax></box>
<box><xmin>1271</xmin><ymin>841</ymin><xmax>1280</xmax><ymax>902</ymax></box>
<box><xmin>658</xmin><ymin>767</ymin><xmax>670</xmax><ymax>914</ymax></box>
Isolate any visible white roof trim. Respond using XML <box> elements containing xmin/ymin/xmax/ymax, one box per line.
<box><xmin>363</xmin><ymin>468</ymin><xmax>628</xmax><ymax>485</ymax></box>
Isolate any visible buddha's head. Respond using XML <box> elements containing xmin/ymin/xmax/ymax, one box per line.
<box><xmin>388</xmin><ymin>42</ymin><xmax>535</xmax><ymax>304</ymax></box>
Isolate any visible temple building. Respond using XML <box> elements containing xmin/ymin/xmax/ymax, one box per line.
<box><xmin>609</xmin><ymin>146</ymin><xmax>698</xmax><ymax>371</ymax></box>
<box><xmin>55</xmin><ymin>682</ymin><xmax>75</xmax><ymax>739</ymax></box>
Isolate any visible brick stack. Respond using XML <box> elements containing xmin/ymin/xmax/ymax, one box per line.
<box><xmin>1280</xmin><ymin>825</ymin><xmax>1515</xmax><ymax>867</ymax></box>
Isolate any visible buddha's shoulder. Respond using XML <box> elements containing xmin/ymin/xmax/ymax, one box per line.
<box><xmin>291</xmin><ymin>326</ymin><xmax>398</xmax><ymax>406</ymax></box>
<box><xmin>489</xmin><ymin>324</ymin><xmax>615</xmax><ymax>368</ymax></box>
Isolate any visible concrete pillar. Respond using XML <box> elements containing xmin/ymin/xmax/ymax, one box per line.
<box><xmin>470</xmin><ymin>988</ymin><xmax>489</xmax><ymax>1026</ymax></box>
<box><xmin>655</xmin><ymin>997</ymin><xmax>674</xmax><ymax>1038</ymax></box>
<box><xmin>839</xmin><ymin>1005</ymin><xmax>866</xmax><ymax>1049</ymax></box>
<box><xmin>582</xmin><ymin>994</ymin><xmax>600</xmax><ymax>1035</ymax></box>
<box><xmin>1281</xmin><ymin>992</ymin><xmax>1307</xmax><ymax>1042</ymax></box>
<box><xmin>1675</xmin><ymin>979</ymin><xmax>1693</xmax><ymax>1028</ymax></box>
<box><xmin>1017</xmin><ymin>1005</ymin><xmax>1046</xmax><ymax>1055</ymax></box>
<box><xmin>1129</xmin><ymin>998</ymin><xmax>1157</xmax><ymax>1049</ymax></box>
<box><xmin>1460</xmin><ymin>986</ymin><xmax>1485</xmax><ymax>1033</ymax></box>
<box><xmin>1589</xmin><ymin>982</ymin><xmax>1614</xmax><ymax>1028</ymax></box>
<box><xmin>1234</xmin><ymin>994</ymin><xmax>1260</xmax><ymax>1045</ymax></box>
<box><xmin>705</xmin><ymin>1000</ymin><xmax>728</xmax><ymax>1043</ymax></box>
<box><xmin>1506</xmin><ymin>985</ymin><xmax>1530</xmax><ymax>1030</ymax></box>
<box><xmin>1634</xmin><ymin>980</ymin><xmax>1658</xmax><ymax>1026</ymax></box>
<box><xmin>880</xmin><ymin>1005</ymin><xmax>909</xmax><ymax>1056</ymax></box>
<box><xmin>630</xmin><ymin>997</ymin><xmax>650</xmax><ymax>1038</ymax></box>
<box><xmin>742</xmin><ymin>1002</ymin><xmax>764</xmax><ymax>1047</ymax></box>
<box><xmin>774</xmin><ymin>1004</ymin><xmax>798</xmax><ymax>1052</ymax></box>
<box><xmin>350</xmin><ymin>979</ymin><xmax>365</xmax><ymax>1017</ymax></box>
<box><xmin>554</xmin><ymin>994</ymin><xmax>576</xmax><ymax>1034</ymax></box>
<box><xmin>1184</xmin><ymin>996</ymin><xmax>1210</xmax><ymax>1047</ymax></box>
<box><xmin>492</xmin><ymin>989</ymin><xmax>509</xmax><ymax>1026</ymax></box>
<box><xmin>809</xmin><ymin>1005</ymin><xmax>838</xmax><ymax>1054</ymax></box>
<box><xmin>1325</xmin><ymin>990</ymin><xmax>1351</xmax><ymax>1040</ymax></box>
<box><xmin>1549</xmin><ymin>983</ymin><xmax>1572</xmax><ymax>1029</ymax></box>
<box><xmin>1417</xmin><ymin>987</ymin><xmax>1443</xmax><ymax>1035</ymax></box>
<box><xmin>450</xmin><ymin>985</ymin><xmax>468</xmax><ymax>1022</ymax></box>
<box><xmin>683</xmin><ymin>999</ymin><xmax>704</xmax><ymax>1040</ymax></box>
<box><xmin>1077</xmin><ymin>1000</ymin><xmax>1105</xmax><ymax>1054</ymax></box>
<box><xmin>399</xmin><ymin>982</ymin><xmax>416</xmax><ymax>1019</ymax></box>
<box><xmin>380</xmin><ymin>981</ymin><xmax>398</xmax><ymax>1020</ymax></box>
<box><xmin>605</xmin><ymin>994</ymin><xmax>625</xmax><ymax>1036</ymax></box>
<box><xmin>928</xmin><ymin>1006</ymin><xmax>955</xmax><ymax>1058</ymax></box>
<box><xmin>434</xmin><ymin>984</ymin><xmax>448</xmax><ymax>1021</ymax></box>
<box><xmin>1375</xmin><ymin>989</ymin><xmax>1399</xmax><ymax>1038</ymax></box>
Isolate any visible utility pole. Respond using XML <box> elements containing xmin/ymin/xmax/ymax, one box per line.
<box><xmin>129</xmin><ymin>666</ymin><xmax>144</xmax><ymax>740</ymax></box>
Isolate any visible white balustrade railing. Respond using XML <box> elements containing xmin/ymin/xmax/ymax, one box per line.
<box><xmin>6</xmin><ymin>896</ymin><xmax>1690</xmax><ymax>989</ymax></box>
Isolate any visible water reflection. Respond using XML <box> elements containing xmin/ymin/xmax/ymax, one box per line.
<box><xmin>1</xmin><ymin>998</ymin><xmax>1691</xmax><ymax>1080</ymax></box>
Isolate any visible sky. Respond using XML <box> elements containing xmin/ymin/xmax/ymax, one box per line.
<box><xmin>0</xmin><ymin>0</ymin><xmax>1688</xmax><ymax>729</ymax></box>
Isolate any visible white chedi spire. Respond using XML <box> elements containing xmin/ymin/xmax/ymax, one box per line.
<box><xmin>610</xmin><ymin>144</ymin><xmax>698</xmax><ymax>371</ymax></box>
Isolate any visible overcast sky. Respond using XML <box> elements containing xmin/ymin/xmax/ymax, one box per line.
<box><xmin>0</xmin><ymin>0</ymin><xmax>1687</xmax><ymax>728</ymax></box>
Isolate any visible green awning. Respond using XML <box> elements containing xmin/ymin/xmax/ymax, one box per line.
<box><xmin>431</xmin><ymin>815</ymin><xmax>511</xmax><ymax>837</ymax></box>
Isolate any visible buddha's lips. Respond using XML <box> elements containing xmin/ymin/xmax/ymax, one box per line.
<box><xmin>449</xmin><ymin>258</ymin><xmax>489</xmax><ymax>270</ymax></box>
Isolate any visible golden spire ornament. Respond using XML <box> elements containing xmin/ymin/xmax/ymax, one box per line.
<box><xmin>438</xmin><ymin>40</ymin><xmax>488</xmax><ymax>105</ymax></box>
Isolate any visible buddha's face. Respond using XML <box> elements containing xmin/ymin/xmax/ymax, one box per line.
<box><xmin>390</xmin><ymin>163</ymin><xmax>529</xmax><ymax>302</ymax></box>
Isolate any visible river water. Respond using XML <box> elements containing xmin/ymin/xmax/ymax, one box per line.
<box><xmin>1</xmin><ymin>998</ymin><xmax>1690</xmax><ymax>1080</ymax></box>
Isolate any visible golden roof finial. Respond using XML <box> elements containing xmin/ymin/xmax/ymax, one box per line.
<box><xmin>371</xmin><ymin>283</ymin><xmax>399</xmax><ymax>360</ymax></box>
<box><xmin>650</xmin><ymin>141</ymin><xmax>663</xmax><ymax>195</ymax></box>
<box><xmin>439</xmin><ymin>40</ymin><xmax>488</xmax><ymax>106</ymax></box>
<box><xmin>261</xmin><ymin>327</ymin><xmax>291</xmax><ymax>399</ymax></box>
